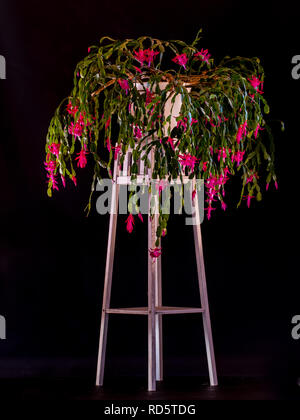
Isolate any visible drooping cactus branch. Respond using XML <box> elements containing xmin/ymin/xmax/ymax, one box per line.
<box><xmin>45</xmin><ymin>30</ymin><xmax>280</xmax><ymax>252</ymax></box>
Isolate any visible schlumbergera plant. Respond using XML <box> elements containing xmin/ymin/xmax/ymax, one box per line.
<box><xmin>45</xmin><ymin>30</ymin><xmax>280</xmax><ymax>258</ymax></box>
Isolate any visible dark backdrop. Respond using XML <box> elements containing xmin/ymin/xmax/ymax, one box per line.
<box><xmin>0</xmin><ymin>0</ymin><xmax>299</xmax><ymax>384</ymax></box>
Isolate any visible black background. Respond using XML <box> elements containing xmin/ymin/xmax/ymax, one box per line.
<box><xmin>0</xmin><ymin>0</ymin><xmax>299</xmax><ymax>387</ymax></box>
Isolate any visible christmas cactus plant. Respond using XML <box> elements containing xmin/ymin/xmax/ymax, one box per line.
<box><xmin>45</xmin><ymin>30</ymin><xmax>280</xmax><ymax>253</ymax></box>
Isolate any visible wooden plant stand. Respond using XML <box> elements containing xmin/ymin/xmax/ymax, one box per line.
<box><xmin>95</xmin><ymin>146</ymin><xmax>218</xmax><ymax>391</ymax></box>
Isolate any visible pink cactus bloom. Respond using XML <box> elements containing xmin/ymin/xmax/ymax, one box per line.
<box><xmin>248</xmin><ymin>75</ymin><xmax>264</xmax><ymax>94</ymax></box>
<box><xmin>75</xmin><ymin>147</ymin><xmax>88</xmax><ymax>168</ymax></box>
<box><xmin>138</xmin><ymin>213</ymin><xmax>144</xmax><ymax>223</ymax></box>
<box><xmin>172</xmin><ymin>53</ymin><xmax>188</xmax><ymax>69</ymax></box>
<box><xmin>194</xmin><ymin>48</ymin><xmax>211</xmax><ymax>63</ymax></box>
<box><xmin>275</xmin><ymin>181</ymin><xmax>278</xmax><ymax>190</ymax></box>
<box><xmin>44</xmin><ymin>160</ymin><xmax>57</xmax><ymax>173</ymax></box>
<box><xmin>231</xmin><ymin>150</ymin><xmax>245</xmax><ymax>166</ymax></box>
<box><xmin>221</xmin><ymin>201</ymin><xmax>227</xmax><ymax>211</ymax></box>
<box><xmin>118</xmin><ymin>79</ymin><xmax>129</xmax><ymax>95</ymax></box>
<box><xmin>266</xmin><ymin>183</ymin><xmax>269</xmax><ymax>191</ymax></box>
<box><xmin>205</xmin><ymin>205</ymin><xmax>216</xmax><ymax>220</ymax></box>
<box><xmin>254</xmin><ymin>123</ymin><xmax>264</xmax><ymax>139</ymax></box>
<box><xmin>149</xmin><ymin>247</ymin><xmax>162</xmax><ymax>261</ymax></box>
<box><xmin>72</xmin><ymin>175</ymin><xmax>77</xmax><ymax>186</ymax></box>
<box><xmin>217</xmin><ymin>147</ymin><xmax>231</xmax><ymax>163</ymax></box>
<box><xmin>243</xmin><ymin>194</ymin><xmax>255</xmax><ymax>208</ymax></box>
<box><xmin>45</xmin><ymin>160</ymin><xmax>59</xmax><ymax>191</ymax></box>
<box><xmin>134</xmin><ymin>49</ymin><xmax>146</xmax><ymax>65</ymax></box>
<box><xmin>178</xmin><ymin>153</ymin><xmax>198</xmax><ymax>172</ymax></box>
<box><xmin>133</xmin><ymin>125</ymin><xmax>143</xmax><ymax>139</ymax></box>
<box><xmin>134</xmin><ymin>49</ymin><xmax>159</xmax><ymax>67</ymax></box>
<box><xmin>236</xmin><ymin>121</ymin><xmax>248</xmax><ymax>144</ymax></box>
<box><xmin>106</xmin><ymin>137</ymin><xmax>111</xmax><ymax>152</ymax></box>
<box><xmin>202</xmin><ymin>161</ymin><xmax>208</xmax><ymax>172</ymax></box>
<box><xmin>66</xmin><ymin>101</ymin><xmax>78</xmax><ymax>116</ymax></box>
<box><xmin>191</xmin><ymin>118</ymin><xmax>198</xmax><ymax>125</ymax></box>
<box><xmin>177</xmin><ymin>118</ymin><xmax>188</xmax><ymax>131</ymax></box>
<box><xmin>125</xmin><ymin>214</ymin><xmax>135</xmax><ymax>233</ymax></box>
<box><xmin>68</xmin><ymin>121</ymin><xmax>84</xmax><ymax>138</ymax></box>
<box><xmin>223</xmin><ymin>166</ymin><xmax>231</xmax><ymax>178</ymax></box>
<box><xmin>105</xmin><ymin>117</ymin><xmax>111</xmax><ymax>130</ymax></box>
<box><xmin>246</xmin><ymin>172</ymin><xmax>257</xmax><ymax>184</ymax></box>
<box><xmin>145</xmin><ymin>88</ymin><xmax>155</xmax><ymax>105</ymax></box>
<box><xmin>61</xmin><ymin>175</ymin><xmax>66</xmax><ymax>188</ymax></box>
<box><xmin>144</xmin><ymin>49</ymin><xmax>159</xmax><ymax>66</ymax></box>
<box><xmin>166</xmin><ymin>137</ymin><xmax>175</xmax><ymax>150</ymax></box>
<box><xmin>112</xmin><ymin>144</ymin><xmax>121</xmax><ymax>160</ymax></box>
<box><xmin>48</xmin><ymin>143</ymin><xmax>60</xmax><ymax>158</ymax></box>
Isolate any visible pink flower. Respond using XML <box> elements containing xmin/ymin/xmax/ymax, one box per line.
<box><xmin>134</xmin><ymin>50</ymin><xmax>146</xmax><ymax>65</ymax></box>
<box><xmin>243</xmin><ymin>194</ymin><xmax>255</xmax><ymax>208</ymax></box>
<box><xmin>45</xmin><ymin>160</ymin><xmax>59</xmax><ymax>191</ymax></box>
<box><xmin>75</xmin><ymin>146</ymin><xmax>88</xmax><ymax>168</ymax></box>
<box><xmin>246</xmin><ymin>172</ymin><xmax>257</xmax><ymax>184</ymax></box>
<box><xmin>231</xmin><ymin>150</ymin><xmax>245</xmax><ymax>166</ymax></box>
<box><xmin>248</xmin><ymin>75</ymin><xmax>264</xmax><ymax>94</ymax></box>
<box><xmin>217</xmin><ymin>147</ymin><xmax>231</xmax><ymax>163</ymax></box>
<box><xmin>61</xmin><ymin>175</ymin><xmax>66</xmax><ymax>188</ymax></box>
<box><xmin>172</xmin><ymin>53</ymin><xmax>188</xmax><ymax>69</ymax></box>
<box><xmin>144</xmin><ymin>49</ymin><xmax>159</xmax><ymax>66</ymax></box>
<box><xmin>236</xmin><ymin>121</ymin><xmax>247</xmax><ymax>144</ymax></box>
<box><xmin>145</xmin><ymin>88</ymin><xmax>155</xmax><ymax>105</ymax></box>
<box><xmin>266</xmin><ymin>183</ymin><xmax>269</xmax><ymax>191</ymax></box>
<box><xmin>179</xmin><ymin>153</ymin><xmax>198</xmax><ymax>172</ymax></box>
<box><xmin>191</xmin><ymin>118</ymin><xmax>198</xmax><ymax>125</ymax></box>
<box><xmin>68</xmin><ymin>121</ymin><xmax>84</xmax><ymax>138</ymax></box>
<box><xmin>149</xmin><ymin>247</ymin><xmax>162</xmax><ymax>261</ymax></box>
<box><xmin>125</xmin><ymin>214</ymin><xmax>135</xmax><ymax>233</ymax></box>
<box><xmin>118</xmin><ymin>79</ymin><xmax>129</xmax><ymax>95</ymax></box>
<box><xmin>105</xmin><ymin>117</ymin><xmax>111</xmax><ymax>130</ymax></box>
<box><xmin>275</xmin><ymin>181</ymin><xmax>278</xmax><ymax>190</ymax></box>
<box><xmin>138</xmin><ymin>213</ymin><xmax>144</xmax><ymax>223</ymax></box>
<box><xmin>48</xmin><ymin>143</ymin><xmax>60</xmax><ymax>158</ymax></box>
<box><xmin>166</xmin><ymin>137</ymin><xmax>175</xmax><ymax>150</ymax></box>
<box><xmin>72</xmin><ymin>175</ymin><xmax>77</xmax><ymax>186</ymax></box>
<box><xmin>106</xmin><ymin>137</ymin><xmax>111</xmax><ymax>152</ymax></box>
<box><xmin>134</xmin><ymin>49</ymin><xmax>159</xmax><ymax>67</ymax></box>
<box><xmin>177</xmin><ymin>117</ymin><xmax>190</xmax><ymax>131</ymax></box>
<box><xmin>194</xmin><ymin>48</ymin><xmax>211</xmax><ymax>63</ymax></box>
<box><xmin>202</xmin><ymin>161</ymin><xmax>208</xmax><ymax>172</ymax></box>
<box><xmin>221</xmin><ymin>201</ymin><xmax>227</xmax><ymax>211</ymax></box>
<box><xmin>112</xmin><ymin>144</ymin><xmax>121</xmax><ymax>160</ymax></box>
<box><xmin>133</xmin><ymin>125</ymin><xmax>143</xmax><ymax>139</ymax></box>
<box><xmin>254</xmin><ymin>123</ymin><xmax>264</xmax><ymax>139</ymax></box>
<box><xmin>67</xmin><ymin>101</ymin><xmax>78</xmax><ymax>116</ymax></box>
<box><xmin>206</xmin><ymin>205</ymin><xmax>216</xmax><ymax>220</ymax></box>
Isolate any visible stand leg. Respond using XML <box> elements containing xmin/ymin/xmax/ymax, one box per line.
<box><xmin>148</xmin><ymin>211</ymin><xmax>157</xmax><ymax>391</ymax></box>
<box><xmin>192</xmin><ymin>190</ymin><xmax>218</xmax><ymax>387</ymax></box>
<box><xmin>155</xmin><ymin>222</ymin><xmax>163</xmax><ymax>381</ymax></box>
<box><xmin>96</xmin><ymin>161</ymin><xmax>119</xmax><ymax>387</ymax></box>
